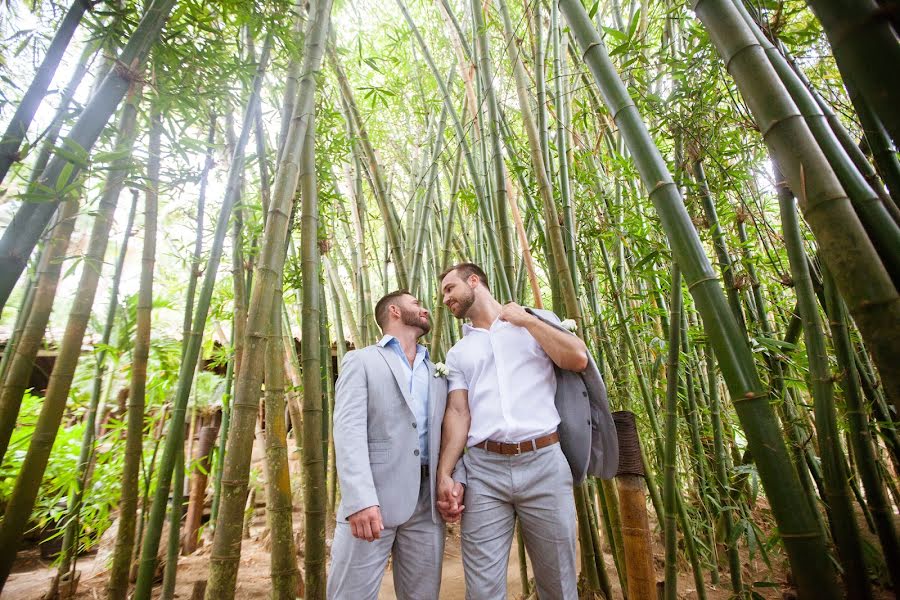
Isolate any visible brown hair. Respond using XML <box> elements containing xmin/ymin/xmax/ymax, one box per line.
<box><xmin>439</xmin><ymin>262</ymin><xmax>490</xmax><ymax>291</ymax></box>
<box><xmin>374</xmin><ymin>290</ymin><xmax>411</xmax><ymax>331</ymax></box>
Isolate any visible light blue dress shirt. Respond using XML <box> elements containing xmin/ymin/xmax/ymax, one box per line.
<box><xmin>378</xmin><ymin>334</ymin><xmax>430</xmax><ymax>464</ymax></box>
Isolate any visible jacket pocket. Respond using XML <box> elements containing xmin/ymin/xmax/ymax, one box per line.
<box><xmin>368</xmin><ymin>449</ymin><xmax>389</xmax><ymax>464</ymax></box>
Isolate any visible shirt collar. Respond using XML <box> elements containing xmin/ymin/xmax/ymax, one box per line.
<box><xmin>378</xmin><ymin>334</ymin><xmax>430</xmax><ymax>360</ymax></box>
<box><xmin>462</xmin><ymin>316</ymin><xmax>504</xmax><ymax>336</ymax></box>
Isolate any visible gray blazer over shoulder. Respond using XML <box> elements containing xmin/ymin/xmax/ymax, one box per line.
<box><xmin>529</xmin><ymin>308</ymin><xmax>619</xmax><ymax>483</ymax></box>
<box><xmin>332</xmin><ymin>345</ymin><xmax>448</xmax><ymax>528</ymax></box>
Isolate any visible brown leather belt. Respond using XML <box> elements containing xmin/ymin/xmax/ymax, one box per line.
<box><xmin>474</xmin><ymin>432</ymin><xmax>559</xmax><ymax>456</ymax></box>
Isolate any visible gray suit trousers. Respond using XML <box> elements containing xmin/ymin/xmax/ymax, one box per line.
<box><xmin>461</xmin><ymin>443</ymin><xmax>578</xmax><ymax>600</ymax></box>
<box><xmin>327</xmin><ymin>477</ymin><xmax>444</xmax><ymax>599</ymax></box>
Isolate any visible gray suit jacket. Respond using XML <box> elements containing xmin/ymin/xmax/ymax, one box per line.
<box><xmin>333</xmin><ymin>345</ymin><xmax>448</xmax><ymax>527</ymax></box>
<box><xmin>529</xmin><ymin>309</ymin><xmax>619</xmax><ymax>483</ymax></box>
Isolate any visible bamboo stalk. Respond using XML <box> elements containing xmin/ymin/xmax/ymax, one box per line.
<box><xmin>0</xmin><ymin>79</ymin><xmax>142</xmax><ymax>589</ymax></box>
<box><xmin>0</xmin><ymin>0</ymin><xmax>90</xmax><ymax>188</ymax></box>
<box><xmin>778</xmin><ymin>170</ymin><xmax>872</xmax><ymax>598</ymax></box>
<box><xmin>133</xmin><ymin>39</ymin><xmax>273</xmax><ymax>600</ymax></box>
<box><xmin>0</xmin><ymin>0</ymin><xmax>178</xmax><ymax>312</ymax></box>
<box><xmin>560</xmin><ymin>1</ymin><xmax>840</xmax><ymax>595</ymax></box>
<box><xmin>57</xmin><ymin>187</ymin><xmax>139</xmax><ymax>578</ymax></box>
<box><xmin>663</xmin><ymin>265</ymin><xmax>682</xmax><ymax>600</ymax></box>
<box><xmin>264</xmin><ymin>296</ymin><xmax>300</xmax><ymax>600</ymax></box>
<box><xmin>205</xmin><ymin>3</ymin><xmax>332</xmax><ymax>596</ymax></box>
<box><xmin>823</xmin><ymin>268</ymin><xmax>900</xmax><ymax>582</ymax></box>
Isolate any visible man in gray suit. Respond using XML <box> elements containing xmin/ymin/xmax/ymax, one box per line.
<box><xmin>436</xmin><ymin>263</ymin><xmax>589</xmax><ymax>600</ymax></box>
<box><xmin>327</xmin><ymin>290</ymin><xmax>462</xmax><ymax>599</ymax></box>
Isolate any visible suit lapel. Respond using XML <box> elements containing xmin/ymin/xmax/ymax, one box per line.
<box><xmin>376</xmin><ymin>345</ymin><xmax>415</xmax><ymax>414</ymax></box>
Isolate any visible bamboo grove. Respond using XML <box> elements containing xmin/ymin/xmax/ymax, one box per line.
<box><xmin>0</xmin><ymin>0</ymin><xmax>897</xmax><ymax>598</ymax></box>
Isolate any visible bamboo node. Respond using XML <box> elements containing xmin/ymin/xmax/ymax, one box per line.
<box><xmin>686</xmin><ymin>274</ymin><xmax>718</xmax><ymax>290</ymax></box>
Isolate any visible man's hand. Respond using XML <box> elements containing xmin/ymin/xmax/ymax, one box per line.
<box><xmin>499</xmin><ymin>302</ymin><xmax>536</xmax><ymax>328</ymax></box>
<box><xmin>348</xmin><ymin>505</ymin><xmax>383</xmax><ymax>542</ymax></box>
<box><xmin>436</xmin><ymin>474</ymin><xmax>465</xmax><ymax>523</ymax></box>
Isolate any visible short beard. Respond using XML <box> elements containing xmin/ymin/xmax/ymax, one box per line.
<box><xmin>401</xmin><ymin>307</ymin><xmax>431</xmax><ymax>335</ymax></box>
<box><xmin>449</xmin><ymin>287</ymin><xmax>475</xmax><ymax>320</ymax></box>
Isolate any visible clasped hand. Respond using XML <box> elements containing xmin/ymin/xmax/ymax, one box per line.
<box><xmin>498</xmin><ymin>302</ymin><xmax>535</xmax><ymax>327</ymax></box>
<box><xmin>348</xmin><ymin>505</ymin><xmax>384</xmax><ymax>542</ymax></box>
<box><xmin>436</xmin><ymin>474</ymin><xmax>465</xmax><ymax>523</ymax></box>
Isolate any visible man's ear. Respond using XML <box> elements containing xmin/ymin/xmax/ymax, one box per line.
<box><xmin>389</xmin><ymin>304</ymin><xmax>401</xmax><ymax>319</ymax></box>
<box><xmin>468</xmin><ymin>274</ymin><xmax>479</xmax><ymax>289</ymax></box>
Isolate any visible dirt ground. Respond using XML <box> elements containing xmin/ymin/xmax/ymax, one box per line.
<box><xmin>4</xmin><ymin>434</ymin><xmax>894</xmax><ymax>599</ymax></box>
<box><xmin>0</xmin><ymin>511</ymin><xmax>798</xmax><ymax>600</ymax></box>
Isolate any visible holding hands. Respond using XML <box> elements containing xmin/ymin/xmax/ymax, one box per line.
<box><xmin>436</xmin><ymin>474</ymin><xmax>465</xmax><ymax>523</ymax></box>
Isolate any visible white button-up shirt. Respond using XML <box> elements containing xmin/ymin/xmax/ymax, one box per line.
<box><xmin>446</xmin><ymin>316</ymin><xmax>559</xmax><ymax>446</ymax></box>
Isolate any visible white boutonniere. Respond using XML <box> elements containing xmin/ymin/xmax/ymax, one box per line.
<box><xmin>433</xmin><ymin>362</ymin><xmax>448</xmax><ymax>378</ymax></box>
<box><xmin>560</xmin><ymin>318</ymin><xmax>577</xmax><ymax>333</ymax></box>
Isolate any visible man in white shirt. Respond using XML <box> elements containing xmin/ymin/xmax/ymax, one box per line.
<box><xmin>436</xmin><ymin>263</ymin><xmax>588</xmax><ymax>600</ymax></box>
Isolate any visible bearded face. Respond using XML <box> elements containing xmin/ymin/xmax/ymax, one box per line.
<box><xmin>400</xmin><ymin>299</ymin><xmax>431</xmax><ymax>335</ymax></box>
<box><xmin>441</xmin><ymin>272</ymin><xmax>476</xmax><ymax>319</ymax></box>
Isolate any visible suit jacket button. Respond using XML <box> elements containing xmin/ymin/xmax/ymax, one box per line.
<box><xmin>412</xmin><ymin>422</ymin><xmax>417</xmax><ymax>428</ymax></box>
<box><xmin>414</xmin><ymin>449</ymin><xmax>420</xmax><ymax>456</ymax></box>
<box><xmin>582</xmin><ymin>391</ymin><xmax>588</xmax><ymax>396</ymax></box>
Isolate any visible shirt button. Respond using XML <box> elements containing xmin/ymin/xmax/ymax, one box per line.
<box><xmin>412</xmin><ymin>422</ymin><xmax>417</xmax><ymax>428</ymax></box>
<box><xmin>414</xmin><ymin>449</ymin><xmax>420</xmax><ymax>456</ymax></box>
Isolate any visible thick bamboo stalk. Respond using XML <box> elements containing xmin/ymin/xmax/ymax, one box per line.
<box><xmin>264</xmin><ymin>297</ymin><xmax>300</xmax><ymax>600</ymax></box>
<box><xmin>0</xmin><ymin>196</ymin><xmax>78</xmax><ymax>464</ymax></box>
<box><xmin>733</xmin><ymin>6</ymin><xmax>900</xmax><ymax>285</ymax></box>
<box><xmin>823</xmin><ymin>269</ymin><xmax>900</xmax><ymax>582</ymax></box>
<box><xmin>204</xmin><ymin>3</ymin><xmax>332</xmax><ymax>596</ymax></box>
<box><xmin>299</xmin><ymin>112</ymin><xmax>329</xmax><ymax>600</ymax></box>
<box><xmin>0</xmin><ymin>44</ymin><xmax>92</xmax><ymax>383</ymax></box>
<box><xmin>559</xmin><ymin>1</ymin><xmax>840</xmax><ymax>595</ymax></box>
<box><xmin>57</xmin><ymin>188</ymin><xmax>139</xmax><ymax>578</ymax></box>
<box><xmin>160</xmin><ymin>440</ymin><xmax>186</xmax><ymax>600</ymax></box>
<box><xmin>697</xmin><ymin>0</ymin><xmax>900</xmax><ymax>418</ymax></box>
<box><xmin>0</xmin><ymin>0</ymin><xmax>178</xmax><ymax>313</ymax></box>
<box><xmin>803</xmin><ymin>0</ymin><xmax>900</xmax><ymax>148</ymax></box>
<box><xmin>0</xmin><ymin>79</ymin><xmax>142</xmax><ymax>589</ymax></box>
<box><xmin>778</xmin><ymin>172</ymin><xmax>872</xmax><ymax>599</ymax></box>
<box><xmin>133</xmin><ymin>40</ymin><xmax>272</xmax><ymax>600</ymax></box>
<box><xmin>183</xmin><ymin>423</ymin><xmax>220</xmax><ymax>555</ymax></box>
<box><xmin>0</xmin><ymin>0</ymin><xmax>89</xmax><ymax>188</ymax></box>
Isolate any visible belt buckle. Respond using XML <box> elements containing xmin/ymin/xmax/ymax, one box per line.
<box><xmin>511</xmin><ymin>443</ymin><xmax>521</xmax><ymax>456</ymax></box>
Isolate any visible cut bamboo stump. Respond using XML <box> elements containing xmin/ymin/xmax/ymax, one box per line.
<box><xmin>613</xmin><ymin>410</ymin><xmax>657</xmax><ymax>600</ymax></box>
